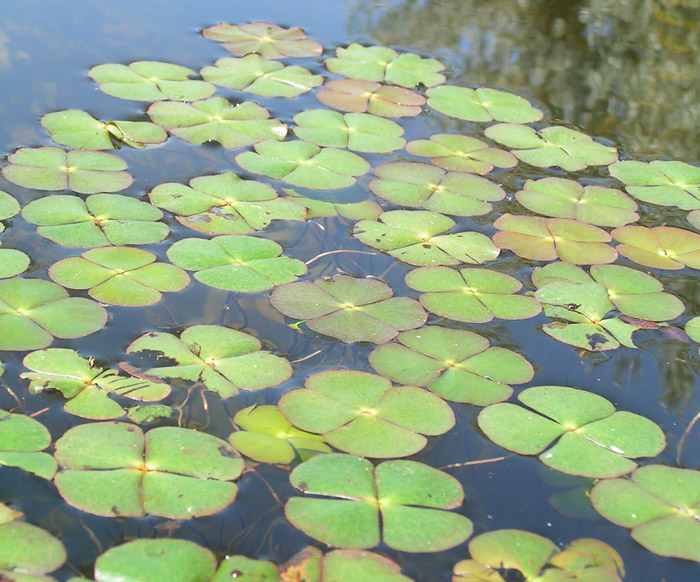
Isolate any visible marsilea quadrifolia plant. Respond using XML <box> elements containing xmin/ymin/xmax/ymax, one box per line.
<box><xmin>0</xmin><ymin>19</ymin><xmax>698</xmax><ymax>581</ymax></box>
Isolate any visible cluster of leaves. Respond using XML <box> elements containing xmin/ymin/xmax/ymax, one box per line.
<box><xmin>0</xmin><ymin>15</ymin><xmax>698</xmax><ymax>581</ymax></box>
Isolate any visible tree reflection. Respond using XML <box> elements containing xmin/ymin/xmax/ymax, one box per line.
<box><xmin>346</xmin><ymin>0</ymin><xmax>700</xmax><ymax>161</ymax></box>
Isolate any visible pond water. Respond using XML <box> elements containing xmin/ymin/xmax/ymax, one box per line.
<box><xmin>1</xmin><ymin>0</ymin><xmax>699</xmax><ymax>580</ymax></box>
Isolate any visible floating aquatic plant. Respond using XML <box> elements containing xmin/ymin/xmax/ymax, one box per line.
<box><xmin>316</xmin><ymin>79</ymin><xmax>425</xmax><ymax>117</ymax></box>
<box><xmin>478</xmin><ymin>385</ymin><xmax>665</xmax><ymax>478</ymax></box>
<box><xmin>202</xmin><ymin>22</ymin><xmax>323</xmax><ymax>59</ymax></box>
<box><xmin>284</xmin><ymin>189</ymin><xmax>382</xmax><ymax>220</ymax></box>
<box><xmin>279</xmin><ymin>369</ymin><xmax>455</xmax><ymax>458</ymax></box>
<box><xmin>611</xmin><ymin>225</ymin><xmax>700</xmax><ymax>270</ymax></box>
<box><xmin>426</xmin><ymin>86</ymin><xmax>543</xmax><ymax>123</ymax></box>
<box><xmin>270</xmin><ymin>274</ymin><xmax>427</xmax><ymax>344</ymax></box>
<box><xmin>286</xmin><ymin>453</ymin><xmax>472</xmax><ymax>552</ymax></box>
<box><xmin>0</xmin><ymin>191</ymin><xmax>29</xmax><ymax>278</ymax></box>
<box><xmin>0</xmin><ymin>408</ymin><xmax>56</xmax><ymax>479</ymax></box>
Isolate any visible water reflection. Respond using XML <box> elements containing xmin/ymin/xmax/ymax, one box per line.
<box><xmin>348</xmin><ymin>0</ymin><xmax>700</xmax><ymax>161</ymax></box>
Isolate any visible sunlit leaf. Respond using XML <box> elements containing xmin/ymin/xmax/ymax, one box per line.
<box><xmin>478</xmin><ymin>386</ymin><xmax>665</xmax><ymax>478</ymax></box>
<box><xmin>22</xmin><ymin>193</ymin><xmax>168</xmax><ymax>247</ymax></box>
<box><xmin>270</xmin><ymin>274</ymin><xmax>427</xmax><ymax>344</ymax></box>
<box><xmin>284</xmin><ymin>189</ymin><xmax>382</xmax><ymax>220</ymax></box>
<box><xmin>54</xmin><ymin>422</ymin><xmax>244</xmax><ymax>518</ymax></box>
<box><xmin>167</xmin><ymin>235</ymin><xmax>305</xmax><ymax>292</ymax></box>
<box><xmin>0</xmin><ymin>249</ymin><xmax>30</xmax><ymax>279</ymax></box>
<box><xmin>0</xmin><ymin>278</ymin><xmax>107</xmax><ymax>351</ymax></box>
<box><xmin>609</xmin><ymin>160</ymin><xmax>700</xmax><ymax>210</ymax></box>
<box><xmin>2</xmin><ymin>147</ymin><xmax>132</xmax><ymax>194</ymax></box>
<box><xmin>293</xmin><ymin>109</ymin><xmax>405</xmax><ymax>153</ymax></box>
<box><xmin>369</xmin><ymin>162</ymin><xmax>505</xmax><ymax>216</ymax></box>
<box><xmin>354</xmin><ymin>210</ymin><xmax>500</xmax><ymax>266</ymax></box>
<box><xmin>484</xmin><ymin>124</ymin><xmax>618</xmax><ymax>171</ymax></box>
<box><xmin>126</xmin><ymin>325</ymin><xmax>291</xmax><ymax>398</ymax></box>
<box><xmin>202</xmin><ymin>22</ymin><xmax>323</xmax><ymax>59</ymax></box>
<box><xmin>493</xmin><ymin>214</ymin><xmax>617</xmax><ymax>264</ymax></box>
<box><xmin>405</xmin><ymin>266</ymin><xmax>541</xmax><ymax>323</ymax></box>
<box><xmin>0</xmin><ymin>518</ymin><xmax>66</xmax><ymax>577</ymax></box>
<box><xmin>149</xmin><ymin>172</ymin><xmax>305</xmax><ymax>235</ymax></box>
<box><xmin>0</xmin><ymin>409</ymin><xmax>56</xmax><ymax>479</ymax></box>
<box><xmin>230</xmin><ymin>405</ymin><xmax>329</xmax><ymax>464</ymax></box>
<box><xmin>405</xmin><ymin>133</ymin><xmax>517</xmax><ymax>175</ymax></box>
<box><xmin>41</xmin><ymin>109</ymin><xmax>167</xmax><ymax>150</ymax></box>
<box><xmin>0</xmin><ymin>191</ymin><xmax>20</xmax><ymax>221</ymax></box>
<box><xmin>286</xmin><ymin>453</ymin><xmax>472</xmax><ymax>551</ymax></box>
<box><xmin>369</xmin><ymin>326</ymin><xmax>533</xmax><ymax>405</ymax></box>
<box><xmin>317</xmin><ymin>79</ymin><xmax>424</xmax><ymax>118</ymax></box>
<box><xmin>49</xmin><ymin>247</ymin><xmax>189</xmax><ymax>306</ymax></box>
<box><xmin>279</xmin><ymin>370</ymin><xmax>454</xmax><ymax>458</ymax></box>
<box><xmin>515</xmin><ymin>177</ymin><xmax>638</xmax><ymax>227</ymax></box>
<box><xmin>611</xmin><ymin>225</ymin><xmax>700</xmax><ymax>270</ymax></box>
<box><xmin>592</xmin><ymin>465</ymin><xmax>700</xmax><ymax>563</ymax></box>
<box><xmin>201</xmin><ymin>54</ymin><xmax>322</xmax><ymax>98</ymax></box>
<box><xmin>426</xmin><ymin>86</ymin><xmax>542</xmax><ymax>123</ymax></box>
<box><xmin>325</xmin><ymin>43</ymin><xmax>445</xmax><ymax>88</ymax></box>
<box><xmin>236</xmin><ymin>140</ymin><xmax>370</xmax><ymax>190</ymax></box>
<box><xmin>148</xmin><ymin>98</ymin><xmax>287</xmax><ymax>148</ymax></box>
<box><xmin>88</xmin><ymin>61</ymin><xmax>215</xmax><ymax>101</ymax></box>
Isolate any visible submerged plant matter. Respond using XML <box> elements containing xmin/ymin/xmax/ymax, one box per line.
<box><xmin>0</xmin><ymin>16</ymin><xmax>698</xmax><ymax>582</ymax></box>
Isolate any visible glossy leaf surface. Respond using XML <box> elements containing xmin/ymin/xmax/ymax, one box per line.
<box><xmin>426</xmin><ymin>86</ymin><xmax>542</xmax><ymax>123</ymax></box>
<box><xmin>0</xmin><ymin>409</ymin><xmax>56</xmax><ymax>479</ymax></box>
<box><xmin>202</xmin><ymin>22</ymin><xmax>323</xmax><ymax>59</ymax></box>
<box><xmin>316</xmin><ymin>79</ymin><xmax>425</xmax><ymax>118</ymax></box>
<box><xmin>610</xmin><ymin>160</ymin><xmax>700</xmax><ymax>210</ymax></box>
<box><xmin>270</xmin><ymin>275</ymin><xmax>427</xmax><ymax>344</ymax></box>
<box><xmin>0</xmin><ymin>519</ymin><xmax>66</xmax><ymax>577</ymax></box>
<box><xmin>612</xmin><ymin>225</ymin><xmax>700</xmax><ymax>270</ymax></box>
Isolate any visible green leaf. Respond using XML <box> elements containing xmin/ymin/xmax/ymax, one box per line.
<box><xmin>94</xmin><ymin>538</ymin><xmax>216</xmax><ymax>582</ymax></box>
<box><xmin>54</xmin><ymin>422</ymin><xmax>243</xmax><ymax>518</ymax></box>
<box><xmin>284</xmin><ymin>189</ymin><xmax>382</xmax><ymax>220</ymax></box>
<box><xmin>493</xmin><ymin>214</ymin><xmax>617</xmax><ymax>264</ymax></box>
<box><xmin>2</xmin><ymin>147</ymin><xmax>132</xmax><ymax>194</ymax></box>
<box><xmin>478</xmin><ymin>386</ymin><xmax>665</xmax><ymax>478</ymax></box>
<box><xmin>405</xmin><ymin>266</ymin><xmax>541</xmax><ymax>323</ymax></box>
<box><xmin>609</xmin><ymin>160</ymin><xmax>700</xmax><ymax>210</ymax></box>
<box><xmin>22</xmin><ymin>193</ymin><xmax>168</xmax><ymax>247</ymax></box>
<box><xmin>49</xmin><ymin>247</ymin><xmax>189</xmax><ymax>306</ymax></box>
<box><xmin>484</xmin><ymin>124</ymin><xmax>618</xmax><ymax>171</ymax></box>
<box><xmin>612</xmin><ymin>225</ymin><xmax>700</xmax><ymax>270</ymax></box>
<box><xmin>316</xmin><ymin>79</ymin><xmax>425</xmax><ymax>118</ymax></box>
<box><xmin>0</xmin><ymin>250</ymin><xmax>30</xmax><ymax>279</ymax></box>
<box><xmin>0</xmin><ymin>409</ymin><xmax>56</xmax><ymax>479</ymax></box>
<box><xmin>230</xmin><ymin>405</ymin><xmax>330</xmax><ymax>464</ymax></box>
<box><xmin>236</xmin><ymin>140</ymin><xmax>370</xmax><ymax>190</ymax></box>
<box><xmin>0</xmin><ymin>278</ymin><xmax>107</xmax><ymax>351</ymax></box>
<box><xmin>515</xmin><ymin>177</ymin><xmax>638</xmax><ymax>227</ymax></box>
<box><xmin>202</xmin><ymin>22</ymin><xmax>323</xmax><ymax>59</ymax></box>
<box><xmin>126</xmin><ymin>325</ymin><xmax>292</xmax><ymax>398</ymax></box>
<box><xmin>591</xmin><ymin>465</ymin><xmax>700</xmax><ymax>563</ymax></box>
<box><xmin>369</xmin><ymin>326</ymin><xmax>533</xmax><ymax>405</ymax></box>
<box><xmin>0</xmin><ymin>521</ymin><xmax>66</xmax><ymax>576</ymax></box>
<box><xmin>426</xmin><ymin>86</ymin><xmax>542</xmax><ymax>123</ymax></box>
<box><xmin>41</xmin><ymin>110</ymin><xmax>166</xmax><ymax>150</ymax></box>
<box><xmin>22</xmin><ymin>348</ymin><xmax>170</xmax><ymax>420</ymax></box>
<box><xmin>0</xmin><ymin>191</ymin><xmax>20</xmax><ymax>220</ymax></box>
<box><xmin>270</xmin><ymin>275</ymin><xmax>427</xmax><ymax>344</ymax></box>
<box><xmin>286</xmin><ymin>453</ymin><xmax>472</xmax><ymax>552</ymax></box>
<box><xmin>353</xmin><ymin>210</ymin><xmax>500</xmax><ymax>266</ymax></box>
<box><xmin>149</xmin><ymin>172</ymin><xmax>305</xmax><ymax>235</ymax></box>
<box><xmin>88</xmin><ymin>61</ymin><xmax>215</xmax><ymax>101</ymax></box>
<box><xmin>293</xmin><ymin>109</ymin><xmax>405</xmax><ymax>153</ymax></box>
<box><xmin>167</xmin><ymin>235</ymin><xmax>305</xmax><ymax>292</ymax></box>
<box><xmin>201</xmin><ymin>54</ymin><xmax>322</xmax><ymax>97</ymax></box>
<box><xmin>279</xmin><ymin>370</ymin><xmax>454</xmax><ymax>458</ymax></box>
<box><xmin>369</xmin><ymin>162</ymin><xmax>505</xmax><ymax>216</ymax></box>
<box><xmin>325</xmin><ymin>43</ymin><xmax>445</xmax><ymax>88</ymax></box>
<box><xmin>148</xmin><ymin>98</ymin><xmax>287</xmax><ymax>148</ymax></box>
<box><xmin>405</xmin><ymin>133</ymin><xmax>517</xmax><ymax>175</ymax></box>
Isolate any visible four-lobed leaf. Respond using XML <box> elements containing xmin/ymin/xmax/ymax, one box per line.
<box><xmin>202</xmin><ymin>22</ymin><xmax>323</xmax><ymax>59</ymax></box>
<box><xmin>148</xmin><ymin>97</ymin><xmax>287</xmax><ymax>148</ymax></box>
<box><xmin>317</xmin><ymin>79</ymin><xmax>425</xmax><ymax>118</ymax></box>
<box><xmin>325</xmin><ymin>43</ymin><xmax>445</xmax><ymax>88</ymax></box>
<box><xmin>370</xmin><ymin>162</ymin><xmax>505</xmax><ymax>216</ymax></box>
<box><xmin>270</xmin><ymin>275</ymin><xmax>427</xmax><ymax>344</ymax></box>
<box><xmin>167</xmin><ymin>234</ymin><xmax>306</xmax><ymax>292</ymax></box>
<box><xmin>22</xmin><ymin>193</ymin><xmax>169</xmax><ymax>247</ymax></box>
<box><xmin>201</xmin><ymin>54</ymin><xmax>322</xmax><ymax>98</ymax></box>
<box><xmin>49</xmin><ymin>247</ymin><xmax>189</xmax><ymax>306</ymax></box>
<box><xmin>0</xmin><ymin>409</ymin><xmax>57</xmax><ymax>479</ymax></box>
<box><xmin>478</xmin><ymin>385</ymin><xmax>665</xmax><ymax>478</ymax></box>
<box><xmin>53</xmin><ymin>422</ymin><xmax>244</xmax><ymax>518</ymax></box>
<box><xmin>484</xmin><ymin>124</ymin><xmax>618</xmax><ymax>171</ymax></box>
<box><xmin>286</xmin><ymin>453</ymin><xmax>472</xmax><ymax>552</ymax></box>
<box><xmin>2</xmin><ymin>146</ymin><xmax>132</xmax><ymax>194</ymax></box>
<box><xmin>426</xmin><ymin>86</ymin><xmax>542</xmax><ymax>123</ymax></box>
<box><xmin>126</xmin><ymin>325</ymin><xmax>292</xmax><ymax>398</ymax></box>
<box><xmin>279</xmin><ymin>370</ymin><xmax>455</xmax><ymax>458</ymax></box>
<box><xmin>149</xmin><ymin>172</ymin><xmax>305</xmax><ymax>235</ymax></box>
<box><xmin>611</xmin><ymin>225</ymin><xmax>700</xmax><ymax>270</ymax></box>
<box><xmin>369</xmin><ymin>326</ymin><xmax>533</xmax><ymax>405</ymax></box>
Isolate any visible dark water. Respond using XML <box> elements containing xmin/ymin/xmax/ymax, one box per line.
<box><xmin>0</xmin><ymin>1</ymin><xmax>699</xmax><ymax>580</ymax></box>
